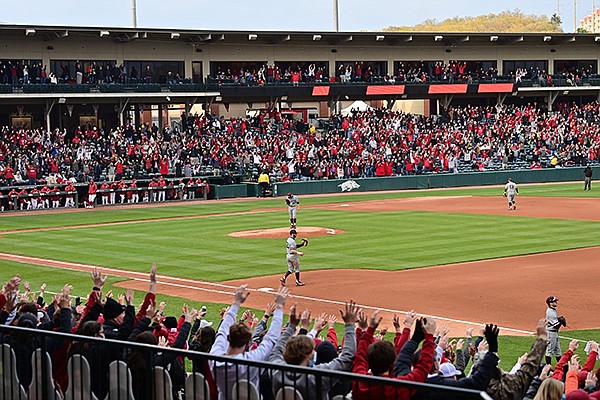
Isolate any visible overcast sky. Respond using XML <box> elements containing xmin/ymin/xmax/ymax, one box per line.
<box><xmin>0</xmin><ymin>0</ymin><xmax>591</xmax><ymax>33</ymax></box>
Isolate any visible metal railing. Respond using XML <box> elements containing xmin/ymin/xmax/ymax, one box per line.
<box><xmin>0</xmin><ymin>324</ymin><xmax>491</xmax><ymax>400</ymax></box>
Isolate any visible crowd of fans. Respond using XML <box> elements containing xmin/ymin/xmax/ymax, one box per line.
<box><xmin>0</xmin><ymin>60</ymin><xmax>186</xmax><ymax>86</ymax></box>
<box><xmin>3</xmin><ymin>59</ymin><xmax>597</xmax><ymax>87</ymax></box>
<box><xmin>1</xmin><ymin>267</ymin><xmax>599</xmax><ymax>400</ymax></box>
<box><xmin>0</xmin><ymin>101</ymin><xmax>598</xmax><ymax>203</ymax></box>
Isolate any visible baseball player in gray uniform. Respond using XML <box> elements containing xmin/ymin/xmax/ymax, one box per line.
<box><xmin>545</xmin><ymin>295</ymin><xmax>567</xmax><ymax>364</ymax></box>
<box><xmin>280</xmin><ymin>228</ymin><xmax>306</xmax><ymax>286</ymax></box>
<box><xmin>286</xmin><ymin>192</ymin><xmax>299</xmax><ymax>228</ymax></box>
<box><xmin>504</xmin><ymin>178</ymin><xmax>519</xmax><ymax>210</ymax></box>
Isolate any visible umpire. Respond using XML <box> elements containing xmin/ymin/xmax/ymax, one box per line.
<box><xmin>584</xmin><ymin>165</ymin><xmax>593</xmax><ymax>191</ymax></box>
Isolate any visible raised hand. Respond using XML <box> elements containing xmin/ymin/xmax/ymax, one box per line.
<box><xmin>536</xmin><ymin>318</ymin><xmax>547</xmax><ymax>340</ymax></box>
<box><xmin>6</xmin><ymin>275</ymin><xmax>21</xmax><ymax>291</ymax></box>
<box><xmin>117</xmin><ymin>293</ymin><xmax>125</xmax><ymax>305</ymax></box>
<box><xmin>590</xmin><ymin>341</ymin><xmax>599</xmax><ymax>353</ymax></box>
<box><xmin>62</xmin><ymin>284</ymin><xmax>73</xmax><ymax>297</ymax></box>
<box><xmin>58</xmin><ymin>293</ymin><xmax>71</xmax><ymax>309</ymax></box>
<box><xmin>149</xmin><ymin>263</ymin><xmax>157</xmax><ymax>294</ymax></box>
<box><xmin>369</xmin><ymin>310</ymin><xmax>383</xmax><ymax>330</ymax></box>
<box><xmin>456</xmin><ymin>338</ymin><xmax>465</xmax><ymax>351</ymax></box>
<box><xmin>274</xmin><ymin>286</ymin><xmax>289</xmax><ymax>309</ymax></box>
<box><xmin>539</xmin><ymin>364</ymin><xmax>553</xmax><ymax>380</ymax></box>
<box><xmin>184</xmin><ymin>306</ymin><xmax>198</xmax><ymax>323</ymax></box>
<box><xmin>568</xmin><ymin>354</ymin><xmax>581</xmax><ymax>371</ymax></box>
<box><xmin>4</xmin><ymin>290</ymin><xmax>17</xmax><ymax>313</ymax></box>
<box><xmin>241</xmin><ymin>310</ymin><xmax>254</xmax><ymax>322</ymax></box>
<box><xmin>484</xmin><ymin>324</ymin><xmax>500</xmax><ymax>353</ymax></box>
<box><xmin>39</xmin><ymin>283</ymin><xmax>47</xmax><ymax>296</ymax></box>
<box><xmin>568</xmin><ymin>339</ymin><xmax>579</xmax><ymax>352</ymax></box>
<box><xmin>289</xmin><ymin>303</ymin><xmax>300</xmax><ymax>326</ymax></box>
<box><xmin>478</xmin><ymin>340</ymin><xmax>488</xmax><ymax>353</ymax></box>
<box><xmin>379</xmin><ymin>326</ymin><xmax>389</xmax><ymax>337</ymax></box>
<box><xmin>158</xmin><ymin>336</ymin><xmax>168</xmax><ymax>348</ymax></box>
<box><xmin>313</xmin><ymin>313</ymin><xmax>328</xmax><ymax>333</ymax></box>
<box><xmin>233</xmin><ymin>285</ymin><xmax>250</xmax><ymax>306</ymax></box>
<box><xmin>150</xmin><ymin>263</ymin><xmax>157</xmax><ymax>283</ymax></box>
<box><xmin>220</xmin><ymin>307</ymin><xmax>229</xmax><ymax>320</ymax></box>
<box><xmin>340</xmin><ymin>300</ymin><xmax>360</xmax><ymax>324</ymax></box>
<box><xmin>124</xmin><ymin>289</ymin><xmax>134</xmax><ymax>306</ymax></box>
<box><xmin>422</xmin><ymin>317</ymin><xmax>437</xmax><ymax>335</ymax></box>
<box><xmin>23</xmin><ymin>281</ymin><xmax>31</xmax><ymax>293</ymax></box>
<box><xmin>403</xmin><ymin>310</ymin><xmax>416</xmax><ymax>329</ymax></box>
<box><xmin>517</xmin><ymin>352</ymin><xmax>528</xmax><ymax>365</ymax></box>
<box><xmin>265</xmin><ymin>302</ymin><xmax>276</xmax><ymax>318</ymax></box>
<box><xmin>586</xmin><ymin>371</ymin><xmax>598</xmax><ymax>387</ymax></box>
<box><xmin>327</xmin><ymin>314</ymin><xmax>337</xmax><ymax>329</ymax></box>
<box><xmin>393</xmin><ymin>314</ymin><xmax>401</xmax><ymax>333</ymax></box>
<box><xmin>300</xmin><ymin>309</ymin><xmax>312</xmax><ymax>330</ymax></box>
<box><xmin>356</xmin><ymin>310</ymin><xmax>368</xmax><ymax>331</ymax></box>
<box><xmin>466</xmin><ymin>327</ymin><xmax>473</xmax><ymax>338</ymax></box>
<box><xmin>438</xmin><ymin>332</ymin><xmax>450</xmax><ymax>350</ymax></box>
<box><xmin>91</xmin><ymin>268</ymin><xmax>107</xmax><ymax>289</ymax></box>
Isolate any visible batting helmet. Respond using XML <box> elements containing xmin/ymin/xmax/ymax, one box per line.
<box><xmin>290</xmin><ymin>229</ymin><xmax>297</xmax><ymax>236</ymax></box>
<box><xmin>545</xmin><ymin>295</ymin><xmax>558</xmax><ymax>305</ymax></box>
<box><xmin>508</xmin><ymin>178</ymin><xmax>513</xmax><ymax>182</ymax></box>
<box><xmin>287</xmin><ymin>192</ymin><xmax>293</xmax><ymax>198</ymax></box>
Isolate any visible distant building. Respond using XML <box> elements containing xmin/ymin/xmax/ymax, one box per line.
<box><xmin>581</xmin><ymin>9</ymin><xmax>600</xmax><ymax>32</ymax></box>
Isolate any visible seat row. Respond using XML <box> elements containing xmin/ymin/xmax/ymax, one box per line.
<box><xmin>0</xmin><ymin>343</ymin><xmax>344</xmax><ymax>400</ymax></box>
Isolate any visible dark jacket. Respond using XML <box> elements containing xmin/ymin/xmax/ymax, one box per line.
<box><xmin>395</xmin><ymin>340</ymin><xmax>499</xmax><ymax>400</ymax></box>
<box><xmin>0</xmin><ymin>308</ymin><xmax>72</xmax><ymax>389</ymax></box>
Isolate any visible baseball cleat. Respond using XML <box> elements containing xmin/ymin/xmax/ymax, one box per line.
<box><xmin>295</xmin><ymin>281</ymin><xmax>305</xmax><ymax>286</ymax></box>
<box><xmin>280</xmin><ymin>278</ymin><xmax>286</xmax><ymax>286</ymax></box>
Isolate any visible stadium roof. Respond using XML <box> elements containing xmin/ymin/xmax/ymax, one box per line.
<box><xmin>1</xmin><ymin>23</ymin><xmax>599</xmax><ymax>46</ymax></box>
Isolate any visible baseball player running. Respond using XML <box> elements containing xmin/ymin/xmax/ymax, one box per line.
<box><xmin>504</xmin><ymin>178</ymin><xmax>519</xmax><ymax>210</ymax></box>
<box><xmin>285</xmin><ymin>192</ymin><xmax>299</xmax><ymax>228</ymax></box>
<box><xmin>280</xmin><ymin>228</ymin><xmax>307</xmax><ymax>286</ymax></box>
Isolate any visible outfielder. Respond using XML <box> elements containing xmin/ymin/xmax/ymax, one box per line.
<box><xmin>285</xmin><ymin>192</ymin><xmax>299</xmax><ymax>228</ymax></box>
<box><xmin>280</xmin><ymin>228</ymin><xmax>307</xmax><ymax>286</ymax></box>
<box><xmin>504</xmin><ymin>178</ymin><xmax>519</xmax><ymax>210</ymax></box>
<box><xmin>545</xmin><ymin>295</ymin><xmax>567</xmax><ymax>364</ymax></box>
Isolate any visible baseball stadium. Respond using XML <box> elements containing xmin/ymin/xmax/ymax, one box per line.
<box><xmin>2</xmin><ymin>11</ymin><xmax>600</xmax><ymax>400</ymax></box>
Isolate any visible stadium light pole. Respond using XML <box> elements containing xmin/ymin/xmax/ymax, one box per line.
<box><xmin>333</xmin><ymin>0</ymin><xmax>339</xmax><ymax>32</ymax></box>
<box><xmin>574</xmin><ymin>0</ymin><xmax>577</xmax><ymax>32</ymax></box>
<box><xmin>132</xmin><ymin>0</ymin><xmax>137</xmax><ymax>28</ymax></box>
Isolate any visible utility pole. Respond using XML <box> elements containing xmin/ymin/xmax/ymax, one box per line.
<box><xmin>132</xmin><ymin>0</ymin><xmax>137</xmax><ymax>28</ymax></box>
<box><xmin>333</xmin><ymin>0</ymin><xmax>339</xmax><ymax>32</ymax></box>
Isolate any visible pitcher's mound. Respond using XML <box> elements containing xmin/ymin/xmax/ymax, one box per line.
<box><xmin>229</xmin><ymin>226</ymin><xmax>344</xmax><ymax>239</ymax></box>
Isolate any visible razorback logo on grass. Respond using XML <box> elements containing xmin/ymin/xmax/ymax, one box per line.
<box><xmin>338</xmin><ymin>180</ymin><xmax>361</xmax><ymax>192</ymax></box>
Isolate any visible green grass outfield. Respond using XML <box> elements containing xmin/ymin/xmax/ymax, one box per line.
<box><xmin>1</xmin><ymin>182</ymin><xmax>599</xmax><ymax>370</ymax></box>
<box><xmin>1</xmin><ymin>182</ymin><xmax>599</xmax><ymax>281</ymax></box>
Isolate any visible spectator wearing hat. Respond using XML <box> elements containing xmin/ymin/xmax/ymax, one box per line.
<box><xmin>101</xmin><ymin>290</ymin><xmax>135</xmax><ymax>340</ymax></box>
<box><xmin>394</xmin><ymin>323</ymin><xmax>500</xmax><ymax>400</ymax></box>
